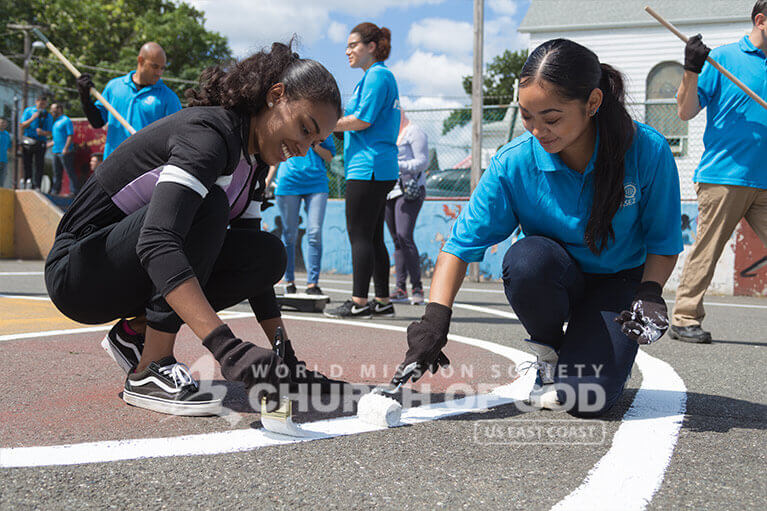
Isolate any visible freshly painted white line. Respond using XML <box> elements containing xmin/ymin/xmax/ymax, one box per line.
<box><xmin>0</xmin><ymin>271</ymin><xmax>44</xmax><ymax>276</ymax></box>
<box><xmin>0</xmin><ymin>317</ymin><xmax>535</xmax><ymax>468</ymax></box>
<box><xmin>551</xmin><ymin>350</ymin><xmax>687</xmax><ymax>511</ymax></box>
<box><xmin>0</xmin><ymin>325</ymin><xmax>112</xmax><ymax>342</ymax></box>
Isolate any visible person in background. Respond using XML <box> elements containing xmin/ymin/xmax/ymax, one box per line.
<box><xmin>0</xmin><ymin>118</ymin><xmax>11</xmax><ymax>188</ymax></box>
<box><xmin>19</xmin><ymin>94</ymin><xmax>53</xmax><ymax>189</ymax></box>
<box><xmin>392</xmin><ymin>39</ymin><xmax>682</xmax><ymax>417</ymax></box>
<box><xmin>386</xmin><ymin>112</ymin><xmax>428</xmax><ymax>305</ymax></box>
<box><xmin>266</xmin><ymin>134</ymin><xmax>335</xmax><ymax>296</ymax></box>
<box><xmin>325</xmin><ymin>22</ymin><xmax>400</xmax><ymax>319</ymax></box>
<box><xmin>49</xmin><ymin>103</ymin><xmax>78</xmax><ymax>196</ymax></box>
<box><xmin>89</xmin><ymin>153</ymin><xmax>103</xmax><ymax>174</ymax></box>
<box><xmin>76</xmin><ymin>42</ymin><xmax>182</xmax><ymax>159</ymax></box>
<box><xmin>670</xmin><ymin>1</ymin><xmax>767</xmax><ymax>344</ymax></box>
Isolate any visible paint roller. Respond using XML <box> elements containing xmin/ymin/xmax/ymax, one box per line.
<box><xmin>356</xmin><ymin>362</ymin><xmax>421</xmax><ymax>428</ymax></box>
<box><xmin>644</xmin><ymin>6</ymin><xmax>767</xmax><ymax>111</ymax></box>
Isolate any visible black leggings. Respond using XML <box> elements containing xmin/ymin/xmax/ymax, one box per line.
<box><xmin>45</xmin><ymin>186</ymin><xmax>286</xmax><ymax>333</ymax></box>
<box><xmin>345</xmin><ymin>179</ymin><xmax>395</xmax><ymax>298</ymax></box>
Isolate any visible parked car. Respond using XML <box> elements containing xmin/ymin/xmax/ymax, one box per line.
<box><xmin>425</xmin><ymin>168</ymin><xmax>472</xmax><ymax>198</ymax></box>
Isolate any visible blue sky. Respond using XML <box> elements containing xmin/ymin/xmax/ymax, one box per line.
<box><xmin>187</xmin><ymin>0</ymin><xmax>531</xmax><ymax>105</ymax></box>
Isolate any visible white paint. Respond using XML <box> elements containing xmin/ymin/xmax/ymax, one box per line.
<box><xmin>551</xmin><ymin>351</ymin><xmax>687</xmax><ymax>511</ymax></box>
<box><xmin>0</xmin><ymin>293</ymin><xmax>51</xmax><ymax>301</ymax></box>
<box><xmin>0</xmin><ymin>272</ymin><xmax>44</xmax><ymax>276</ymax></box>
<box><xmin>0</xmin><ymin>317</ymin><xmax>534</xmax><ymax>468</ymax></box>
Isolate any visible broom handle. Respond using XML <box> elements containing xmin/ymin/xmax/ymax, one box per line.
<box><xmin>32</xmin><ymin>28</ymin><xmax>137</xmax><ymax>134</ymax></box>
<box><xmin>645</xmin><ymin>6</ymin><xmax>767</xmax><ymax>111</ymax></box>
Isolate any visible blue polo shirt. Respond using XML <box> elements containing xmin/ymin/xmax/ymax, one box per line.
<box><xmin>96</xmin><ymin>71</ymin><xmax>182</xmax><ymax>158</ymax></box>
<box><xmin>275</xmin><ymin>135</ymin><xmax>336</xmax><ymax>195</ymax></box>
<box><xmin>443</xmin><ymin>122</ymin><xmax>683</xmax><ymax>274</ymax></box>
<box><xmin>0</xmin><ymin>131</ymin><xmax>10</xmax><ymax>163</ymax></box>
<box><xmin>51</xmin><ymin>115</ymin><xmax>74</xmax><ymax>154</ymax></box>
<box><xmin>344</xmin><ymin>62</ymin><xmax>400</xmax><ymax>181</ymax></box>
<box><xmin>696</xmin><ymin>36</ymin><xmax>767</xmax><ymax>189</ymax></box>
<box><xmin>20</xmin><ymin>107</ymin><xmax>53</xmax><ymax>142</ymax></box>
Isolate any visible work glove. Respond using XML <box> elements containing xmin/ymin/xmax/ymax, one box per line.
<box><xmin>76</xmin><ymin>73</ymin><xmax>95</xmax><ymax>101</ymax></box>
<box><xmin>615</xmin><ymin>281</ymin><xmax>669</xmax><ymax>345</ymax></box>
<box><xmin>202</xmin><ymin>324</ymin><xmax>292</xmax><ymax>409</ymax></box>
<box><xmin>684</xmin><ymin>34</ymin><xmax>710</xmax><ymax>73</ymax></box>
<box><xmin>76</xmin><ymin>73</ymin><xmax>106</xmax><ymax>129</ymax></box>
<box><xmin>392</xmin><ymin>302</ymin><xmax>452</xmax><ymax>385</ymax></box>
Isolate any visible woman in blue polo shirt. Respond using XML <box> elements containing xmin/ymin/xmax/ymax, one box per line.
<box><xmin>391</xmin><ymin>39</ymin><xmax>683</xmax><ymax>417</ymax></box>
<box><xmin>268</xmin><ymin>134</ymin><xmax>336</xmax><ymax>295</ymax></box>
<box><xmin>325</xmin><ymin>22</ymin><xmax>400</xmax><ymax>319</ymax></box>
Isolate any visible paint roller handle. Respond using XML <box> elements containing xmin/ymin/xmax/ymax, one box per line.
<box><xmin>645</xmin><ymin>6</ymin><xmax>767</xmax><ymax>111</ymax></box>
<box><xmin>32</xmin><ymin>28</ymin><xmax>138</xmax><ymax>134</ymax></box>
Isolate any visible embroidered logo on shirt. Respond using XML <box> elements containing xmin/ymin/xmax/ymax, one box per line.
<box><xmin>621</xmin><ymin>183</ymin><xmax>638</xmax><ymax>207</ymax></box>
<box><xmin>144</xmin><ymin>96</ymin><xmax>156</xmax><ymax>106</ymax></box>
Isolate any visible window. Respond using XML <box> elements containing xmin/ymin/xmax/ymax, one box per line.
<box><xmin>646</xmin><ymin>62</ymin><xmax>688</xmax><ymax>156</ymax></box>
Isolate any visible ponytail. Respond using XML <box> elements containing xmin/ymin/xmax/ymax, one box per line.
<box><xmin>351</xmin><ymin>22</ymin><xmax>392</xmax><ymax>61</ymax></box>
<box><xmin>520</xmin><ymin>39</ymin><xmax>635</xmax><ymax>254</ymax></box>
<box><xmin>585</xmin><ymin>63</ymin><xmax>635</xmax><ymax>254</ymax></box>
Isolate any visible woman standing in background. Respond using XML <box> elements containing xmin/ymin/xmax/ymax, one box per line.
<box><xmin>326</xmin><ymin>22</ymin><xmax>400</xmax><ymax>319</ymax></box>
<box><xmin>386</xmin><ymin>112</ymin><xmax>428</xmax><ymax>305</ymax></box>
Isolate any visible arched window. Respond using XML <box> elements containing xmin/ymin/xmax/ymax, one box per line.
<box><xmin>646</xmin><ymin>61</ymin><xmax>688</xmax><ymax>156</ymax></box>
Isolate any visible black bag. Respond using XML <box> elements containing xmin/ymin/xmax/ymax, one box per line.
<box><xmin>400</xmin><ymin>171</ymin><xmax>424</xmax><ymax>202</ymax></box>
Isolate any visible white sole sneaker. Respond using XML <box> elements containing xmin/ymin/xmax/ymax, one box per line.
<box><xmin>100</xmin><ymin>336</ymin><xmax>134</xmax><ymax>373</ymax></box>
<box><xmin>528</xmin><ymin>384</ymin><xmax>563</xmax><ymax>410</ymax></box>
<box><xmin>123</xmin><ymin>389</ymin><xmax>223</xmax><ymax>417</ymax></box>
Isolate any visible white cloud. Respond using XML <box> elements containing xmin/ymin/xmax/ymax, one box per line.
<box><xmin>487</xmin><ymin>0</ymin><xmax>519</xmax><ymax>16</ymax></box>
<box><xmin>406</xmin><ymin>18</ymin><xmax>473</xmax><ymax>57</ymax></box>
<box><xmin>327</xmin><ymin>21</ymin><xmax>348</xmax><ymax>43</ymax></box>
<box><xmin>389</xmin><ymin>50</ymin><xmax>472</xmax><ymax>97</ymax></box>
<box><xmin>485</xmin><ymin>16</ymin><xmax>530</xmax><ymax>57</ymax></box>
<box><xmin>188</xmin><ymin>0</ymin><xmax>446</xmax><ymax>57</ymax></box>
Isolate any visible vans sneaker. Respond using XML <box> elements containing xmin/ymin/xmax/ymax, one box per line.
<box><xmin>123</xmin><ymin>357</ymin><xmax>222</xmax><ymax>416</ymax></box>
<box><xmin>101</xmin><ymin>319</ymin><xmax>144</xmax><ymax>373</ymax></box>
<box><xmin>324</xmin><ymin>299</ymin><xmax>372</xmax><ymax>319</ymax></box>
<box><xmin>369</xmin><ymin>299</ymin><xmax>395</xmax><ymax>317</ymax></box>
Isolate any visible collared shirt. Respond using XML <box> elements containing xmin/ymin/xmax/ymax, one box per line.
<box><xmin>696</xmin><ymin>36</ymin><xmax>767</xmax><ymax>189</ymax></box>
<box><xmin>442</xmin><ymin>122</ymin><xmax>683</xmax><ymax>274</ymax></box>
<box><xmin>0</xmin><ymin>130</ymin><xmax>10</xmax><ymax>163</ymax></box>
<box><xmin>20</xmin><ymin>107</ymin><xmax>53</xmax><ymax>142</ymax></box>
<box><xmin>275</xmin><ymin>135</ymin><xmax>336</xmax><ymax>196</ymax></box>
<box><xmin>96</xmin><ymin>71</ymin><xmax>182</xmax><ymax>158</ymax></box>
<box><xmin>51</xmin><ymin>115</ymin><xmax>74</xmax><ymax>154</ymax></box>
<box><xmin>343</xmin><ymin>61</ymin><xmax>400</xmax><ymax>181</ymax></box>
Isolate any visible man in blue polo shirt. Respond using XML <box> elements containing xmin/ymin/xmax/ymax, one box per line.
<box><xmin>0</xmin><ymin>118</ymin><xmax>11</xmax><ymax>188</ymax></box>
<box><xmin>49</xmin><ymin>103</ymin><xmax>78</xmax><ymax>196</ymax></box>
<box><xmin>671</xmin><ymin>1</ymin><xmax>767</xmax><ymax>344</ymax></box>
<box><xmin>76</xmin><ymin>42</ymin><xmax>182</xmax><ymax>158</ymax></box>
<box><xmin>20</xmin><ymin>94</ymin><xmax>53</xmax><ymax>189</ymax></box>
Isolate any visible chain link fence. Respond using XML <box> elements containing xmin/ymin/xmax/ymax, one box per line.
<box><xmin>325</xmin><ymin>99</ymin><xmax>703</xmax><ymax>201</ymax></box>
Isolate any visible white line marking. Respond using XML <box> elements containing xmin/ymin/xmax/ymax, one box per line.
<box><xmin>0</xmin><ymin>316</ymin><xmax>536</xmax><ymax>468</ymax></box>
<box><xmin>0</xmin><ymin>272</ymin><xmax>44</xmax><ymax>276</ymax></box>
<box><xmin>551</xmin><ymin>351</ymin><xmax>687</xmax><ymax>511</ymax></box>
<box><xmin>0</xmin><ymin>293</ymin><xmax>50</xmax><ymax>301</ymax></box>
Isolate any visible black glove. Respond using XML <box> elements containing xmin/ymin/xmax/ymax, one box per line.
<box><xmin>615</xmin><ymin>281</ymin><xmax>669</xmax><ymax>345</ymax></box>
<box><xmin>684</xmin><ymin>34</ymin><xmax>710</xmax><ymax>74</ymax></box>
<box><xmin>202</xmin><ymin>324</ymin><xmax>291</xmax><ymax>408</ymax></box>
<box><xmin>76</xmin><ymin>73</ymin><xmax>106</xmax><ymax>129</ymax></box>
<box><xmin>393</xmin><ymin>302</ymin><xmax>452</xmax><ymax>385</ymax></box>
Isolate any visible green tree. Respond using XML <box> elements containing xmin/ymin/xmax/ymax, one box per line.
<box><xmin>1</xmin><ymin>0</ymin><xmax>231</xmax><ymax>115</ymax></box>
<box><xmin>442</xmin><ymin>49</ymin><xmax>528</xmax><ymax>134</ymax></box>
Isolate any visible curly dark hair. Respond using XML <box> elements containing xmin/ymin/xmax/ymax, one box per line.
<box><xmin>185</xmin><ymin>41</ymin><xmax>342</xmax><ymax>118</ymax></box>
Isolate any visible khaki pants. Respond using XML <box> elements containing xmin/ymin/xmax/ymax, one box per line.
<box><xmin>673</xmin><ymin>182</ymin><xmax>767</xmax><ymax>327</ymax></box>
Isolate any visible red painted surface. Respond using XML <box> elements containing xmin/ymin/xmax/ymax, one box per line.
<box><xmin>734</xmin><ymin>219</ymin><xmax>767</xmax><ymax>296</ymax></box>
<box><xmin>0</xmin><ymin>317</ymin><xmax>514</xmax><ymax>448</ymax></box>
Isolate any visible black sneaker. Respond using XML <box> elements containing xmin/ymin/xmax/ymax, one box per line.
<box><xmin>101</xmin><ymin>319</ymin><xmax>145</xmax><ymax>373</ymax></box>
<box><xmin>369</xmin><ymin>299</ymin><xmax>395</xmax><ymax>317</ymax></box>
<box><xmin>305</xmin><ymin>285</ymin><xmax>324</xmax><ymax>296</ymax></box>
<box><xmin>669</xmin><ymin>325</ymin><xmax>712</xmax><ymax>344</ymax></box>
<box><xmin>324</xmin><ymin>299</ymin><xmax>372</xmax><ymax>319</ymax></box>
<box><xmin>285</xmin><ymin>283</ymin><xmax>297</xmax><ymax>294</ymax></box>
<box><xmin>123</xmin><ymin>356</ymin><xmax>223</xmax><ymax>416</ymax></box>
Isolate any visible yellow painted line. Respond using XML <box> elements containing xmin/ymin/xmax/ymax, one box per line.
<box><xmin>0</xmin><ymin>297</ymin><xmax>107</xmax><ymax>335</ymax></box>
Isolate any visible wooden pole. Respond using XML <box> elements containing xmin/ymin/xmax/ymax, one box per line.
<box><xmin>32</xmin><ymin>28</ymin><xmax>137</xmax><ymax>134</ymax></box>
<box><xmin>645</xmin><ymin>6</ymin><xmax>767</xmax><ymax>111</ymax></box>
<box><xmin>469</xmin><ymin>0</ymin><xmax>484</xmax><ymax>282</ymax></box>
